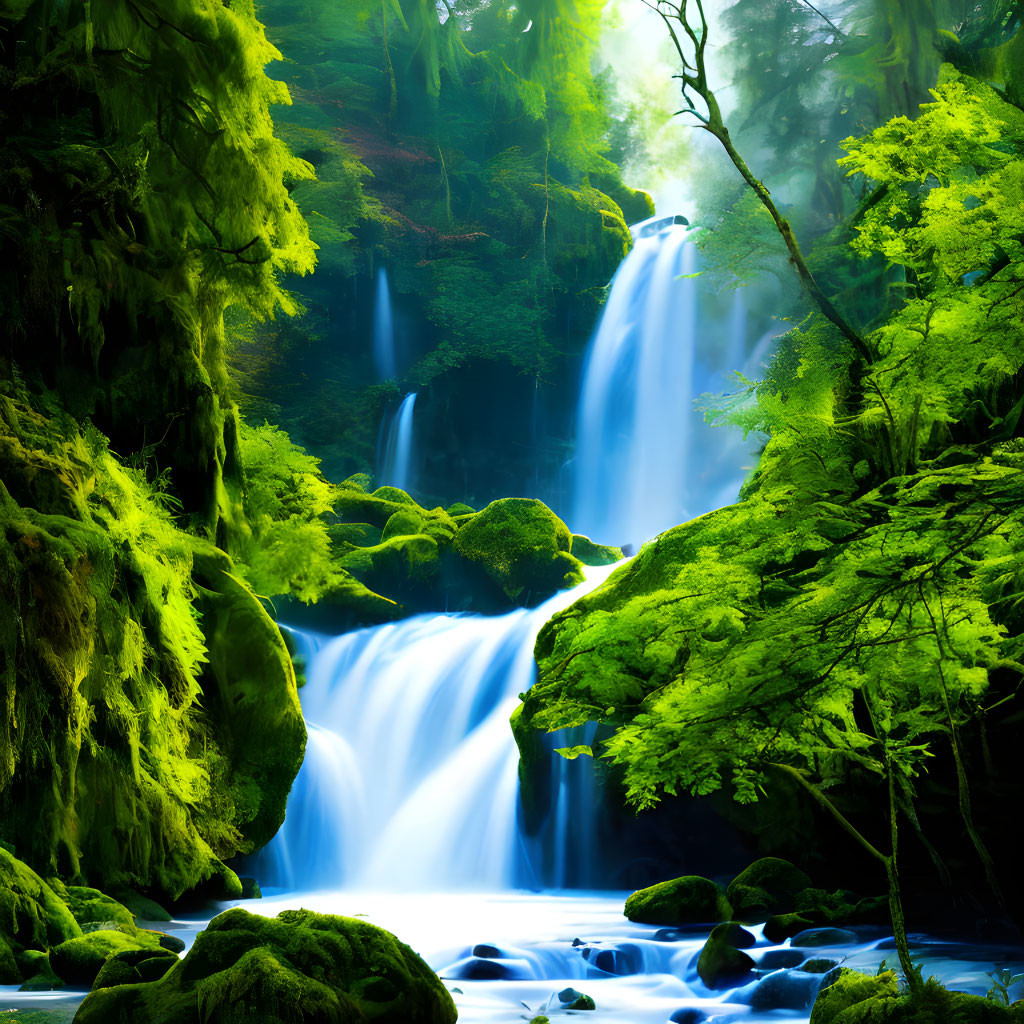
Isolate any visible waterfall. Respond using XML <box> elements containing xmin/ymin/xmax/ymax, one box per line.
<box><xmin>377</xmin><ymin>392</ymin><xmax>417</xmax><ymax>491</ymax></box>
<box><xmin>373</xmin><ymin>266</ymin><xmax>397</xmax><ymax>380</ymax></box>
<box><xmin>261</xmin><ymin>564</ymin><xmax>619</xmax><ymax>892</ymax></box>
<box><xmin>571</xmin><ymin>217</ymin><xmax>757</xmax><ymax>550</ymax></box>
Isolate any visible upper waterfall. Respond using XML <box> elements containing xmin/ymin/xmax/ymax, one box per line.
<box><xmin>571</xmin><ymin>217</ymin><xmax>757</xmax><ymax>550</ymax></box>
<box><xmin>373</xmin><ymin>266</ymin><xmax>397</xmax><ymax>381</ymax></box>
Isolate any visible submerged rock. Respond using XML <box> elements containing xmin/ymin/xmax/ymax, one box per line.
<box><xmin>624</xmin><ymin>875</ymin><xmax>731</xmax><ymax>926</ymax></box>
<box><xmin>73</xmin><ymin>907</ymin><xmax>457</xmax><ymax>1024</ymax></box>
<box><xmin>748</xmin><ymin>968</ymin><xmax>822</xmax><ymax>1011</ymax></box>
<box><xmin>557</xmin><ymin>987</ymin><xmax>596</xmax><ymax>1010</ymax></box>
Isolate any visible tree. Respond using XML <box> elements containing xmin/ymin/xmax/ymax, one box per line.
<box><xmin>521</xmin><ymin>2</ymin><xmax>1024</xmax><ymax>996</ymax></box>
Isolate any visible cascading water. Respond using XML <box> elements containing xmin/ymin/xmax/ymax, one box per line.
<box><xmin>571</xmin><ymin>217</ymin><xmax>761</xmax><ymax>550</ymax></box>
<box><xmin>260</xmin><ymin>563</ymin><xmax>619</xmax><ymax>893</ymax></box>
<box><xmin>373</xmin><ymin>266</ymin><xmax>397</xmax><ymax>380</ymax></box>
<box><xmin>377</xmin><ymin>391</ymin><xmax>417</xmax><ymax>491</ymax></box>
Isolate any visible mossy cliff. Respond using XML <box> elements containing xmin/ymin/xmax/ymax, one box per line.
<box><xmin>0</xmin><ymin>1</ymin><xmax>312</xmax><ymax>898</ymax></box>
<box><xmin>0</xmin><ymin>383</ymin><xmax>303</xmax><ymax>898</ymax></box>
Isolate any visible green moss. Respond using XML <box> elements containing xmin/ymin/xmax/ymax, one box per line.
<box><xmin>0</xmin><ymin>849</ymin><xmax>81</xmax><ymax>951</ymax></box>
<box><xmin>810</xmin><ymin>973</ymin><xmax>1022</xmax><ymax>1024</ymax></box>
<box><xmin>810</xmin><ymin>969</ymin><xmax>901</xmax><ymax>1024</ymax></box>
<box><xmin>108</xmin><ymin>889</ymin><xmax>172</xmax><ymax>924</ymax></box>
<box><xmin>93</xmin><ymin>948</ymin><xmax>179</xmax><ymax>990</ymax></box>
<box><xmin>453</xmin><ymin>498</ymin><xmax>583</xmax><ymax>603</ymax></box>
<box><xmin>194</xmin><ymin>566</ymin><xmax>306</xmax><ymax>853</ymax></box>
<box><xmin>1</xmin><ymin>933</ymin><xmax>19</xmax><ymax>983</ymax></box>
<box><xmin>623</xmin><ymin>875</ymin><xmax>731</xmax><ymax>926</ymax></box>
<box><xmin>570</xmin><ymin>534</ymin><xmax>623</xmax><ymax>567</ymax></box>
<box><xmin>726</xmin><ymin>858</ymin><xmax>812</xmax><ymax>919</ymax></box>
<box><xmin>50</xmin><ymin>884</ymin><xmax>136</xmax><ymax>935</ymax></box>
<box><xmin>74</xmin><ymin>907</ymin><xmax>458</xmax><ymax>1024</ymax></box>
<box><xmin>696</xmin><ymin>923</ymin><xmax>756</xmax><ymax>989</ymax></box>
<box><xmin>446</xmin><ymin>503</ymin><xmax>476</xmax><ymax>517</ymax></box>
<box><xmin>49</xmin><ymin>929</ymin><xmax>163</xmax><ymax>986</ymax></box>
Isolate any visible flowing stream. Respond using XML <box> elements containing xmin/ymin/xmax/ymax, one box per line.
<box><xmin>373</xmin><ymin>266</ymin><xmax>397</xmax><ymax>381</ymax></box>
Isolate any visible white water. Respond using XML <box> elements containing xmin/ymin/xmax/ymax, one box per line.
<box><xmin>377</xmin><ymin>391</ymin><xmax>417</xmax><ymax>491</ymax></box>
<box><xmin>373</xmin><ymin>266</ymin><xmax>397</xmax><ymax>380</ymax></box>
<box><xmin>571</xmin><ymin>218</ymin><xmax>764</xmax><ymax>550</ymax></box>
<box><xmin>260</xmin><ymin>562</ymin><xmax>621</xmax><ymax>892</ymax></box>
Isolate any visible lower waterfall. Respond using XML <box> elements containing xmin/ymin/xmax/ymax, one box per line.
<box><xmin>259</xmin><ymin>563</ymin><xmax>620</xmax><ymax>892</ymax></box>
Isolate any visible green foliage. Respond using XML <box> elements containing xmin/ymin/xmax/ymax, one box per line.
<box><xmin>0</xmin><ymin>379</ymin><xmax>303</xmax><ymax>899</ymax></box>
<box><xmin>524</xmin><ymin>56</ymin><xmax>1024</xmax><ymax>886</ymax></box>
<box><xmin>0</xmin><ymin>0</ymin><xmax>314</xmax><ymax>533</ymax></box>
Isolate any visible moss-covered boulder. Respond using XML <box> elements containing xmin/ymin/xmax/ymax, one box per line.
<box><xmin>696</xmin><ymin>923</ymin><xmax>756</xmax><ymax>990</ymax></box>
<box><xmin>50</xmin><ymin>929</ymin><xmax>164</xmax><ymax>986</ymax></box>
<box><xmin>92</xmin><ymin>948</ymin><xmax>180</xmax><ymax>990</ymax></box>
<box><xmin>1</xmin><ymin>933</ymin><xmax>19</xmax><ymax>983</ymax></box>
<box><xmin>764</xmin><ymin>912</ymin><xmax>816</xmax><ymax>943</ymax></box>
<box><xmin>624</xmin><ymin>875</ymin><xmax>731</xmax><ymax>926</ymax></box>
<box><xmin>15</xmin><ymin>948</ymin><xmax>65</xmax><ymax>990</ymax></box>
<box><xmin>794</xmin><ymin>888</ymin><xmax>888</xmax><ymax>927</ymax></box>
<box><xmin>73</xmin><ymin>907</ymin><xmax>457</xmax><ymax>1024</ymax></box>
<box><xmin>50</xmin><ymin>884</ymin><xmax>136</xmax><ymax>935</ymax></box>
<box><xmin>0</xmin><ymin>849</ymin><xmax>82</xmax><ymax>952</ymax></box>
<box><xmin>810</xmin><ymin>968</ymin><xmax>900</xmax><ymax>1024</ymax></box>
<box><xmin>108</xmin><ymin>889</ymin><xmax>171</xmax><ymax>924</ymax></box>
<box><xmin>570</xmin><ymin>534</ymin><xmax>623</xmax><ymax>567</ymax></box>
<box><xmin>195</xmin><ymin>564</ymin><xmax>307</xmax><ymax>853</ymax></box>
<box><xmin>726</xmin><ymin>859</ymin><xmax>811</xmax><ymax>919</ymax></box>
<box><xmin>453</xmin><ymin>498</ymin><xmax>583</xmax><ymax>603</ymax></box>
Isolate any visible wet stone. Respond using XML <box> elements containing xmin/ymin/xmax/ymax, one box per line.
<box><xmin>757</xmin><ymin>948</ymin><xmax>806</xmax><ymax>971</ymax></box>
<box><xmin>748</xmin><ymin>968</ymin><xmax>823</xmax><ymax>1011</ymax></box>
<box><xmin>801</xmin><ymin>957</ymin><xmax>840</xmax><ymax>974</ymax></box>
<box><xmin>669</xmin><ymin>1009</ymin><xmax>708</xmax><ymax>1024</ymax></box>
<box><xmin>471</xmin><ymin>943</ymin><xmax>502</xmax><ymax>958</ymax></box>
<box><xmin>792</xmin><ymin>927</ymin><xmax>858</xmax><ymax>947</ymax></box>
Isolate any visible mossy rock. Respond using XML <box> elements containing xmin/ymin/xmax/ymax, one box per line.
<box><xmin>763</xmin><ymin>912</ymin><xmax>815</xmax><ymax>943</ymax></box>
<box><xmin>382</xmin><ymin>508</ymin><xmax>425</xmax><ymax>541</ymax></box>
<box><xmin>50</xmin><ymin>928</ymin><xmax>163</xmax><ymax>986</ymax></box>
<box><xmin>93</xmin><ymin>948</ymin><xmax>179</xmax><ymax>990</ymax></box>
<box><xmin>108</xmin><ymin>889</ymin><xmax>171</xmax><ymax>923</ymax></box>
<box><xmin>795</xmin><ymin>888</ymin><xmax>887</xmax><ymax>927</ymax></box>
<box><xmin>726</xmin><ymin>883</ymin><xmax>774</xmax><ymax>924</ymax></box>
<box><xmin>328</xmin><ymin>522</ymin><xmax>384</xmax><ymax>548</ymax></box>
<box><xmin>196</xmin><ymin>567</ymin><xmax>307</xmax><ymax>852</ymax></box>
<box><xmin>73</xmin><ymin>907</ymin><xmax>458</xmax><ymax>1024</ymax></box>
<box><xmin>0</xmin><ymin>849</ymin><xmax>82</xmax><ymax>951</ymax></box>
<box><xmin>696</xmin><ymin>923</ymin><xmax>756</xmax><ymax>990</ymax></box>
<box><xmin>727</xmin><ymin>858</ymin><xmax>811</xmax><ymax>916</ymax></box>
<box><xmin>453</xmin><ymin>498</ymin><xmax>583</xmax><ymax>602</ymax></box>
<box><xmin>339</xmin><ymin>534</ymin><xmax>441</xmax><ymax>592</ymax></box>
<box><xmin>1</xmin><ymin>933</ymin><xmax>19</xmax><ymax>983</ymax></box>
<box><xmin>446</xmin><ymin>502</ymin><xmax>475</xmax><ymax>517</ymax></box>
<box><xmin>623</xmin><ymin>875</ymin><xmax>731</xmax><ymax>926</ymax></box>
<box><xmin>50</xmin><ymin>883</ymin><xmax>135</xmax><ymax>935</ymax></box>
<box><xmin>570</xmin><ymin>533</ymin><xmax>623</xmax><ymax>566</ymax></box>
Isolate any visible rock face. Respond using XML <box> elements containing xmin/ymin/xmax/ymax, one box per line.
<box><xmin>623</xmin><ymin>875</ymin><xmax>731</xmax><ymax>926</ymax></box>
<box><xmin>73</xmin><ymin>907</ymin><xmax>458</xmax><ymax>1024</ymax></box>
